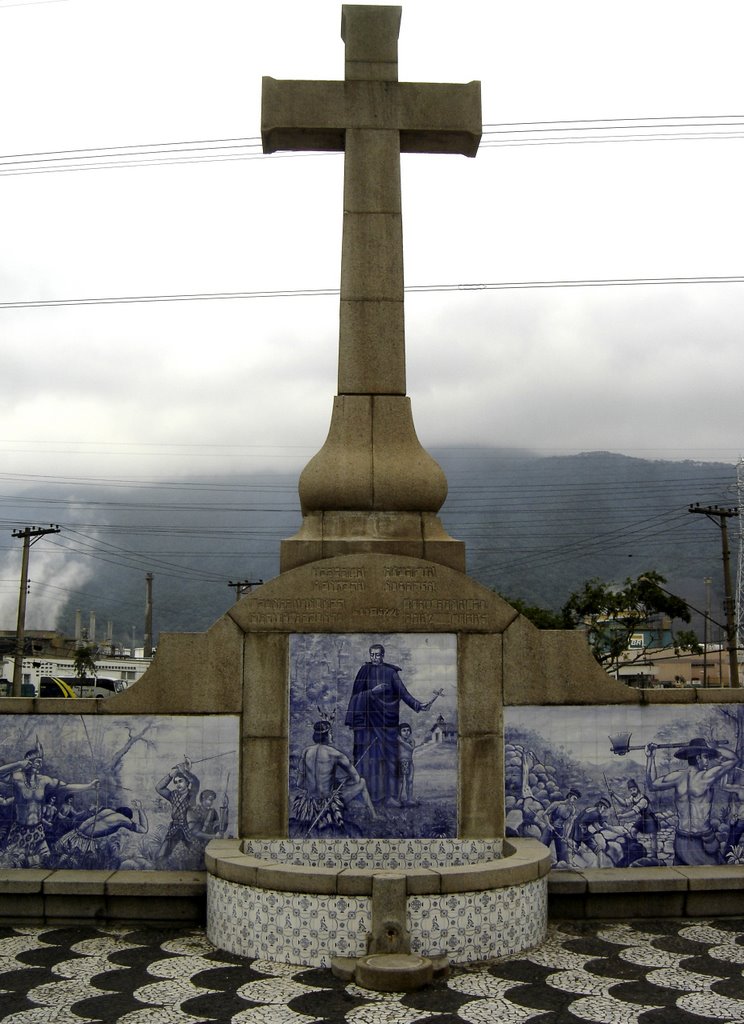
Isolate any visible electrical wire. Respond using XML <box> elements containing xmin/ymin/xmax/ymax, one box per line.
<box><xmin>1</xmin><ymin>276</ymin><xmax>742</xmax><ymax>311</ymax></box>
<box><xmin>2</xmin><ymin>115</ymin><xmax>743</xmax><ymax>176</ymax></box>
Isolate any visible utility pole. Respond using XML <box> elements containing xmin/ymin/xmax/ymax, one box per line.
<box><xmin>144</xmin><ymin>572</ymin><xmax>154</xmax><ymax>659</ymax></box>
<box><xmin>689</xmin><ymin>504</ymin><xmax>740</xmax><ymax>687</ymax></box>
<box><xmin>703</xmin><ymin>576</ymin><xmax>712</xmax><ymax>687</ymax></box>
<box><xmin>11</xmin><ymin>525</ymin><xmax>60</xmax><ymax>697</ymax></box>
<box><xmin>228</xmin><ymin>578</ymin><xmax>263</xmax><ymax>601</ymax></box>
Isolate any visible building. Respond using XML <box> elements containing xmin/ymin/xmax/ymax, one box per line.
<box><xmin>0</xmin><ymin>629</ymin><xmax>152</xmax><ymax>696</ymax></box>
<box><xmin>429</xmin><ymin>714</ymin><xmax>457</xmax><ymax>744</ymax></box>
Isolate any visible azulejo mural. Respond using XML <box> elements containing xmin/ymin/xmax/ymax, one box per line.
<box><xmin>505</xmin><ymin>703</ymin><xmax>744</xmax><ymax>869</ymax></box>
<box><xmin>0</xmin><ymin>715</ymin><xmax>238</xmax><ymax>871</ymax></box>
<box><xmin>288</xmin><ymin>633</ymin><xmax>458</xmax><ymax>840</ymax></box>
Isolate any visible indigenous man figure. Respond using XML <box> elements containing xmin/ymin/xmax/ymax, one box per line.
<box><xmin>0</xmin><ymin>741</ymin><xmax>98</xmax><ymax>867</ymax></box>
<box><xmin>344</xmin><ymin>644</ymin><xmax>438</xmax><ymax>805</ymax></box>
<box><xmin>292</xmin><ymin>720</ymin><xmax>376</xmax><ymax>836</ymax></box>
<box><xmin>646</xmin><ymin>737</ymin><xmax>739</xmax><ymax>865</ymax></box>
<box><xmin>55</xmin><ymin>802</ymin><xmax>148</xmax><ymax>869</ymax></box>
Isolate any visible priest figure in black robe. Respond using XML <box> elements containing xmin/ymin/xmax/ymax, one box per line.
<box><xmin>344</xmin><ymin>644</ymin><xmax>436</xmax><ymax>805</ymax></box>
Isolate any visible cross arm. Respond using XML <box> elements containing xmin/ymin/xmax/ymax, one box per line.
<box><xmin>262</xmin><ymin>77</ymin><xmax>481</xmax><ymax>157</ymax></box>
<box><xmin>398</xmin><ymin>81</ymin><xmax>481</xmax><ymax>157</ymax></box>
<box><xmin>262</xmin><ymin>78</ymin><xmax>347</xmax><ymax>153</ymax></box>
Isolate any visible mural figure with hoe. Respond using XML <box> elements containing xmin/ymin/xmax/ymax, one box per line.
<box><xmin>289</xmin><ymin>635</ymin><xmax>456</xmax><ymax>840</ymax></box>
<box><xmin>506</xmin><ymin>704</ymin><xmax>744</xmax><ymax>868</ymax></box>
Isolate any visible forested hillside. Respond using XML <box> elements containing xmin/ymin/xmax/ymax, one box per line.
<box><xmin>1</xmin><ymin>450</ymin><xmax>736</xmax><ymax>648</ymax></box>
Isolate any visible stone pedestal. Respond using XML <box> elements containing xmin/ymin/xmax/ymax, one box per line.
<box><xmin>280</xmin><ymin>510</ymin><xmax>465</xmax><ymax>574</ymax></box>
<box><xmin>280</xmin><ymin>398</ymin><xmax>465</xmax><ymax>574</ymax></box>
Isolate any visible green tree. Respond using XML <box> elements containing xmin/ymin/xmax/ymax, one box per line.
<box><xmin>505</xmin><ymin>597</ymin><xmax>568</xmax><ymax>631</ymax></box>
<box><xmin>561</xmin><ymin>569</ymin><xmax>700</xmax><ymax>674</ymax></box>
<box><xmin>73</xmin><ymin>644</ymin><xmax>98</xmax><ymax>694</ymax></box>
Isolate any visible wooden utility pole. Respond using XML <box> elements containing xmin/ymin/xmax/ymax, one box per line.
<box><xmin>228</xmin><ymin>578</ymin><xmax>263</xmax><ymax>601</ymax></box>
<box><xmin>144</xmin><ymin>572</ymin><xmax>154</xmax><ymax>659</ymax></box>
<box><xmin>11</xmin><ymin>525</ymin><xmax>60</xmax><ymax>696</ymax></box>
<box><xmin>703</xmin><ymin>576</ymin><xmax>712</xmax><ymax>686</ymax></box>
<box><xmin>689</xmin><ymin>504</ymin><xmax>740</xmax><ymax>687</ymax></box>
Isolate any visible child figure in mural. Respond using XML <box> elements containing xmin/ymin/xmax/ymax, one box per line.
<box><xmin>344</xmin><ymin>644</ymin><xmax>440</xmax><ymax>806</ymax></box>
<box><xmin>155</xmin><ymin>758</ymin><xmax>201</xmax><ymax>863</ymax></box>
<box><xmin>0</xmin><ymin>740</ymin><xmax>99</xmax><ymax>868</ymax></box>
<box><xmin>189</xmin><ymin>788</ymin><xmax>229</xmax><ymax>846</ymax></box>
<box><xmin>397</xmin><ymin>723</ymin><xmax>417</xmax><ymax>807</ymax></box>
<box><xmin>56</xmin><ymin>794</ymin><xmax>79</xmax><ymax>838</ymax></box>
<box><xmin>646</xmin><ymin>737</ymin><xmax>739</xmax><ymax>866</ymax></box>
<box><xmin>55</xmin><ymin>802</ymin><xmax>148</xmax><ymax>869</ymax></box>
<box><xmin>292</xmin><ymin>719</ymin><xmax>377</xmax><ymax>836</ymax></box>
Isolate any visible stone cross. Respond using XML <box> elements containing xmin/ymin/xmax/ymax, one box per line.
<box><xmin>262</xmin><ymin>5</ymin><xmax>481</xmax><ymax>396</ymax></box>
<box><xmin>262</xmin><ymin>6</ymin><xmax>480</xmax><ymax>571</ymax></box>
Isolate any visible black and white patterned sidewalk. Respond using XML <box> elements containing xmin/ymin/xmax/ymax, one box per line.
<box><xmin>1</xmin><ymin>918</ymin><xmax>743</xmax><ymax>1023</ymax></box>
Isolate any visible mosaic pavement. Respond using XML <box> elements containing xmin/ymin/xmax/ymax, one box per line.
<box><xmin>1</xmin><ymin>918</ymin><xmax>743</xmax><ymax>1023</ymax></box>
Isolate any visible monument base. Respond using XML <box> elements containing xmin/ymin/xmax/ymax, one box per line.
<box><xmin>280</xmin><ymin>510</ymin><xmax>466</xmax><ymax>573</ymax></box>
<box><xmin>206</xmin><ymin>838</ymin><xmax>550</xmax><ymax>968</ymax></box>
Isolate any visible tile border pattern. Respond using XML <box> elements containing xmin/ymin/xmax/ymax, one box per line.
<box><xmin>207</xmin><ymin>872</ymin><xmax>548</xmax><ymax>967</ymax></box>
<box><xmin>241</xmin><ymin>837</ymin><xmax>503</xmax><ymax>868</ymax></box>
<box><xmin>205</xmin><ymin>837</ymin><xmax>550</xmax><ymax>967</ymax></box>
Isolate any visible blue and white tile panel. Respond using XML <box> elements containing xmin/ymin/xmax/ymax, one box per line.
<box><xmin>207</xmin><ymin>874</ymin><xmax>371</xmax><ymax>965</ymax></box>
<box><xmin>207</xmin><ymin>872</ymin><xmax>545</xmax><ymax>968</ymax></box>
<box><xmin>409</xmin><ymin>876</ymin><xmax>548</xmax><ymax>962</ymax></box>
<box><xmin>241</xmin><ymin>837</ymin><xmax>503</xmax><ymax>869</ymax></box>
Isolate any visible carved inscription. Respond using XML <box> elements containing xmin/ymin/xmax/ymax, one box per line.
<box><xmin>251</xmin><ymin>597</ymin><xmax>345</xmax><ymax>627</ymax></box>
<box><xmin>249</xmin><ymin>564</ymin><xmax>490</xmax><ymax>630</ymax></box>
<box><xmin>311</xmin><ymin>565</ymin><xmax>366</xmax><ymax>592</ymax></box>
<box><xmin>402</xmin><ymin>598</ymin><xmax>488</xmax><ymax>629</ymax></box>
<box><xmin>384</xmin><ymin>564</ymin><xmax>437</xmax><ymax>592</ymax></box>
<box><xmin>358</xmin><ymin>606</ymin><xmax>399</xmax><ymax>620</ymax></box>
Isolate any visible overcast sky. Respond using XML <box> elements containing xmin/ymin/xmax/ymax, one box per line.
<box><xmin>2</xmin><ymin>0</ymin><xmax>743</xmax><ymax>485</ymax></box>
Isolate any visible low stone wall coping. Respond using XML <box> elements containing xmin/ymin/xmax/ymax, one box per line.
<box><xmin>0</xmin><ymin>869</ymin><xmax>207</xmax><ymax>926</ymax></box>
<box><xmin>0</xmin><ymin>868</ymin><xmax>205</xmax><ymax>896</ymax></box>
<box><xmin>548</xmin><ymin>864</ymin><xmax>744</xmax><ymax>892</ymax></box>
<box><xmin>206</xmin><ymin>837</ymin><xmax>551</xmax><ymax>896</ymax></box>
<box><xmin>548</xmin><ymin>863</ymin><xmax>744</xmax><ymax>913</ymax></box>
<box><xmin>674</xmin><ymin>865</ymin><xmax>744</xmax><ymax>890</ymax></box>
<box><xmin>0</xmin><ymin>868</ymin><xmax>52</xmax><ymax>893</ymax></box>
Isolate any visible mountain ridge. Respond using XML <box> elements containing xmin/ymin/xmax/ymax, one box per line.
<box><xmin>0</xmin><ymin>449</ymin><xmax>736</xmax><ymax>647</ymax></box>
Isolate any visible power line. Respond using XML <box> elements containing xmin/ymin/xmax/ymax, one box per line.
<box><xmin>1</xmin><ymin>115</ymin><xmax>743</xmax><ymax>176</ymax></box>
<box><xmin>0</xmin><ymin>0</ymin><xmax>68</xmax><ymax>8</ymax></box>
<box><xmin>483</xmin><ymin>114</ymin><xmax>744</xmax><ymax>129</ymax></box>
<box><xmin>1</xmin><ymin>276</ymin><xmax>742</xmax><ymax>311</ymax></box>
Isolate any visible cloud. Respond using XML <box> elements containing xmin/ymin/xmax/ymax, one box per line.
<box><xmin>0</xmin><ymin>546</ymin><xmax>94</xmax><ymax>633</ymax></box>
<box><xmin>405</xmin><ymin>286</ymin><xmax>744</xmax><ymax>461</ymax></box>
